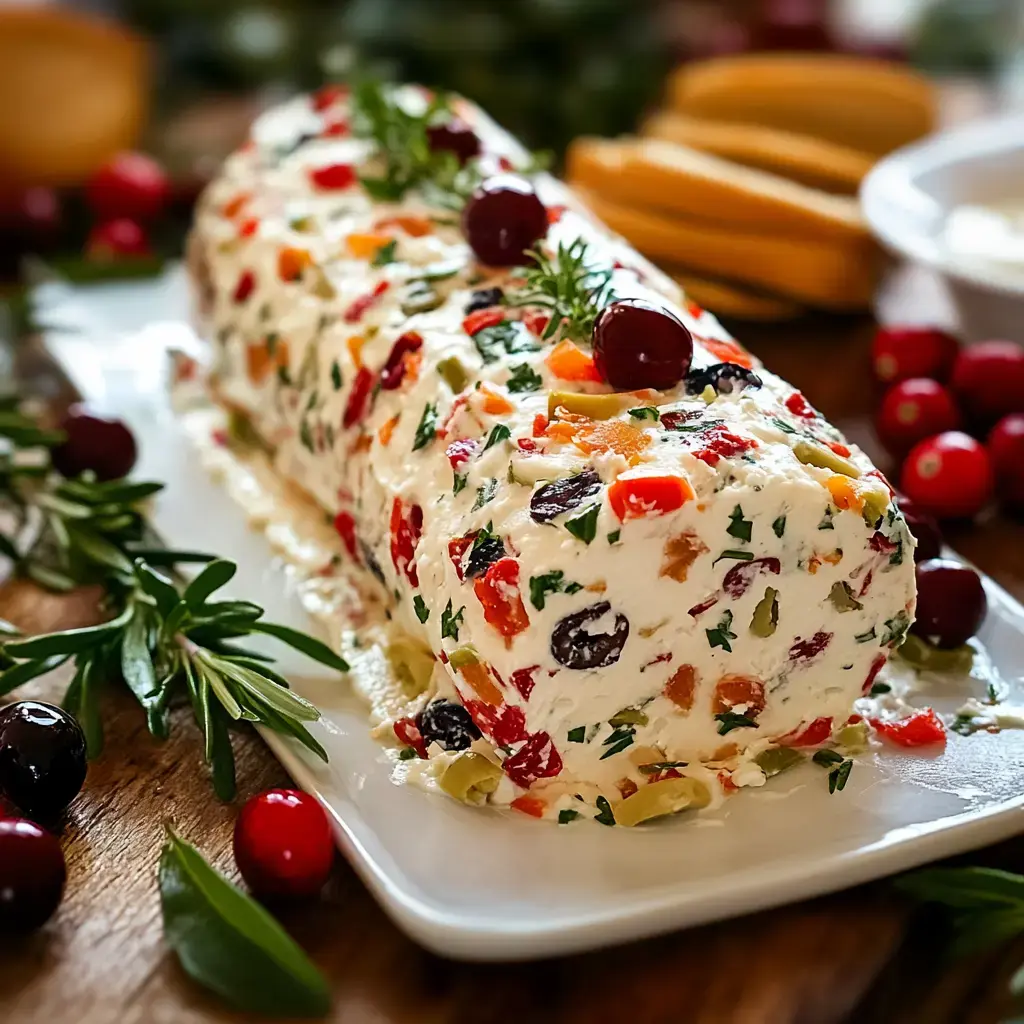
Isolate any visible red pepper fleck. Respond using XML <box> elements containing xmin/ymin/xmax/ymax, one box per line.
<box><xmin>826</xmin><ymin>440</ymin><xmax>852</xmax><ymax>458</ymax></box>
<box><xmin>343</xmin><ymin>280</ymin><xmax>390</xmax><ymax>323</ymax></box>
<box><xmin>321</xmin><ymin>119</ymin><xmax>350</xmax><ymax>138</ymax></box>
<box><xmin>777</xmin><ymin>716</ymin><xmax>833</xmax><ymax>747</ymax></box>
<box><xmin>788</xmin><ymin>631</ymin><xmax>833</xmax><ymax>663</ymax></box>
<box><xmin>523</xmin><ymin>310</ymin><xmax>551</xmax><ymax>337</ymax></box>
<box><xmin>239</xmin><ymin>217</ymin><xmax>259</xmax><ymax>239</ymax></box>
<box><xmin>497</xmin><ymin>156</ymin><xmax>515</xmax><ymax>172</ymax></box>
<box><xmin>462</xmin><ymin>308</ymin><xmax>506</xmax><ymax>336</ymax></box>
<box><xmin>332</xmin><ymin>511</ymin><xmax>360</xmax><ymax>562</ymax></box>
<box><xmin>546</xmin><ymin>204</ymin><xmax>568</xmax><ymax>225</ymax></box>
<box><xmin>389</xmin><ymin>498</ymin><xmax>422</xmax><ymax>588</ymax></box>
<box><xmin>343</xmin><ymin>366</ymin><xmax>375</xmax><ymax>428</ymax></box>
<box><xmin>713</xmin><ymin>675</ymin><xmax>766</xmax><ymax>717</ymax></box>
<box><xmin>445</xmin><ymin>438</ymin><xmax>479</xmax><ymax>469</ymax></box>
<box><xmin>312</xmin><ymin>83</ymin><xmax>348</xmax><ymax>111</ymax></box>
<box><xmin>532</xmin><ymin>413</ymin><xmax>549</xmax><ymax>437</ymax></box>
<box><xmin>394</xmin><ymin>716</ymin><xmax>428</xmax><ymax>758</ymax></box>
<box><xmin>686</xmin><ymin>300</ymin><xmax>704</xmax><ymax>319</ymax></box>
<box><xmin>517</xmin><ymin>438</ymin><xmax>537</xmax><ymax>452</ymax></box>
<box><xmin>502</xmin><ymin>731</ymin><xmax>563</xmax><ymax>788</ymax></box>
<box><xmin>861</xmin><ymin>653</ymin><xmax>887</xmax><ymax>694</ymax></box>
<box><xmin>510</xmin><ymin>795</ymin><xmax>546</xmax><ymax>818</ymax></box>
<box><xmin>785</xmin><ymin>392</ymin><xmax>817</xmax><ymax>419</ymax></box>
<box><xmin>309</xmin><ymin>163</ymin><xmax>357</xmax><ymax>190</ymax></box>
<box><xmin>473</xmin><ymin>557</ymin><xmax>530</xmax><ymax>642</ymax></box>
<box><xmin>718</xmin><ymin>770</ymin><xmax>739</xmax><ymax>793</ymax></box>
<box><xmin>687</xmin><ymin>595</ymin><xmax>719</xmax><ymax>618</ymax></box>
<box><xmin>510</xmin><ymin>665</ymin><xmax>539</xmax><ymax>701</ymax></box>
<box><xmin>232</xmin><ymin>269</ymin><xmax>256</xmax><ymax>304</ymax></box>
<box><xmin>721</xmin><ymin>557</ymin><xmax>780</xmax><ymax>599</ymax></box>
<box><xmin>380</xmin><ymin>331</ymin><xmax>424</xmax><ymax>390</ymax></box>
<box><xmin>694</xmin><ymin>430</ymin><xmax>758</xmax><ymax>467</ymax></box>
<box><xmin>465</xmin><ymin>700</ymin><xmax>528</xmax><ymax>747</ymax></box>
<box><xmin>870</xmin><ymin>708</ymin><xmax>946</xmax><ymax>748</ymax></box>
<box><xmin>447</xmin><ymin>535</ymin><xmax>473</xmax><ymax>581</ymax></box>
<box><xmin>857</xmin><ymin>569</ymin><xmax>875</xmax><ymax>598</ymax></box>
<box><xmin>869</xmin><ymin>532</ymin><xmax>898</xmax><ymax>555</ymax></box>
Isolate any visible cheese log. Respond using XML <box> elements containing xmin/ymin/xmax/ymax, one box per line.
<box><xmin>189</xmin><ymin>87</ymin><xmax>915</xmax><ymax>815</ymax></box>
<box><xmin>667</xmin><ymin>54</ymin><xmax>936</xmax><ymax>157</ymax></box>
<box><xmin>576</xmin><ymin>187</ymin><xmax>879</xmax><ymax>311</ymax></box>
<box><xmin>566</xmin><ymin>136</ymin><xmax>869</xmax><ymax>243</ymax></box>
<box><xmin>640</xmin><ymin>112</ymin><xmax>874</xmax><ymax>195</ymax></box>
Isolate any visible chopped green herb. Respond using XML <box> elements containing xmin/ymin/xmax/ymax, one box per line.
<box><xmin>663</xmin><ymin>419</ymin><xmax>725</xmax><ymax>433</ymax></box>
<box><xmin>371</xmin><ymin>239</ymin><xmax>398</xmax><ymax>267</ymax></box>
<box><xmin>607</xmin><ymin>530</ymin><xmax>621</xmax><ymax>545</ymax></box>
<box><xmin>412</xmin><ymin>403</ymin><xmax>439</xmax><ymax>451</ymax></box>
<box><xmin>637</xmin><ymin>761</ymin><xmax>689</xmax><ymax>774</ymax></box>
<box><xmin>706</xmin><ymin>610</ymin><xmax>737</xmax><ymax>652</ymax></box>
<box><xmin>771</xmin><ymin>417</ymin><xmax>796</xmax><ymax>434</ymax></box>
<box><xmin>880</xmin><ymin>611</ymin><xmax>911</xmax><ymax>647</ymax></box>
<box><xmin>594</xmin><ymin>795</ymin><xmax>616</xmax><ymax>826</ymax></box>
<box><xmin>567</xmin><ymin>726</ymin><xmax>586</xmax><ymax>743</ymax></box>
<box><xmin>812</xmin><ymin>749</ymin><xmax>844</xmax><ymax>768</ymax></box>
<box><xmin>855</xmin><ymin>627</ymin><xmax>877</xmax><ymax>644</ymax></box>
<box><xmin>727</xmin><ymin>505</ymin><xmax>753</xmax><ymax>543</ymax></box>
<box><xmin>772</xmin><ymin>515</ymin><xmax>787</xmax><ymax>538</ymax></box>
<box><xmin>869</xmin><ymin>681</ymin><xmax>891</xmax><ymax>696</ymax></box>
<box><xmin>600</xmin><ymin>726</ymin><xmax>636</xmax><ymax>759</ymax></box>
<box><xmin>328</xmin><ymin>360</ymin><xmax>342</xmax><ymax>390</ymax></box>
<box><xmin>298</xmin><ymin>418</ymin><xmax>316</xmax><ymax>453</ymax></box>
<box><xmin>453</xmin><ymin>473</ymin><xmax>468</xmax><ymax>496</ymax></box>
<box><xmin>628</xmin><ymin>407</ymin><xmax>660</xmax><ymax>421</ymax></box>
<box><xmin>558</xmin><ymin>808</ymin><xmax>580</xmax><ymax>824</ymax></box>
<box><xmin>715</xmin><ymin>711</ymin><xmax>758</xmax><ymax>735</ymax></box>
<box><xmin>565</xmin><ymin>504</ymin><xmax>600</xmax><ymax>544</ymax></box>
<box><xmin>440</xmin><ymin>600</ymin><xmax>465</xmax><ymax>641</ymax></box>
<box><xmin>413</xmin><ymin>595</ymin><xmax>430</xmax><ymax>624</ymax></box>
<box><xmin>828</xmin><ymin>581</ymin><xmax>863</xmax><ymax>613</ymax></box>
<box><xmin>472</xmin><ymin>478</ymin><xmax>497</xmax><ymax>511</ymax></box>
<box><xmin>713</xmin><ymin>549</ymin><xmax>755</xmax><ymax>565</ymax></box>
<box><xmin>398</xmin><ymin>746</ymin><xmax>417</xmax><ymax>760</ymax></box>
<box><xmin>506</xmin><ymin>363</ymin><xmax>543</xmax><ymax>393</ymax></box>
<box><xmin>818</xmin><ymin>507</ymin><xmax>835</xmax><ymax>530</ymax></box>
<box><xmin>529</xmin><ymin>569</ymin><xmax>583</xmax><ymax>611</ymax></box>
<box><xmin>473</xmin><ymin>321</ymin><xmax>539</xmax><ymax>364</ymax></box>
<box><xmin>484</xmin><ymin>424</ymin><xmax>511</xmax><ymax>450</ymax></box>
<box><xmin>888</xmin><ymin>538</ymin><xmax>904</xmax><ymax>566</ymax></box>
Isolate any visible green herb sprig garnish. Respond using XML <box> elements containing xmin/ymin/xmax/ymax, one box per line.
<box><xmin>509</xmin><ymin>238</ymin><xmax>614</xmax><ymax>344</ymax></box>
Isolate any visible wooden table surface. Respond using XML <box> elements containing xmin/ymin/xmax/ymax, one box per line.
<box><xmin>2</xmin><ymin>264</ymin><xmax>1024</xmax><ymax>1024</ymax></box>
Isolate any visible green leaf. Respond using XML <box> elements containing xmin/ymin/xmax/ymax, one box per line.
<box><xmin>67</xmin><ymin>526</ymin><xmax>133</xmax><ymax>575</ymax></box>
<box><xmin>565</xmin><ymin>505</ymin><xmax>599</xmax><ymax>544</ymax></box>
<box><xmin>413</xmin><ymin>595</ymin><xmax>430</xmax><ymax>624</ymax></box>
<box><xmin>135</xmin><ymin>561</ymin><xmax>180</xmax><ymax>617</ymax></box>
<box><xmin>440</xmin><ymin>600</ymin><xmax>465</xmax><ymax>642</ymax></box>
<box><xmin>0</xmin><ymin>654</ymin><xmax>70</xmax><ymax>698</ymax></box>
<box><xmin>895</xmin><ymin>867</ymin><xmax>1024</xmax><ymax>913</ymax></box>
<box><xmin>78</xmin><ymin>658</ymin><xmax>105</xmax><ymax>758</ymax></box>
<box><xmin>127</xmin><ymin>548</ymin><xmax>217</xmax><ymax>566</ymax></box>
<box><xmin>210</xmin><ymin>658</ymin><xmax>320</xmax><ymax>723</ymax></box>
<box><xmin>159</xmin><ymin>828</ymin><xmax>331</xmax><ymax>1017</ymax></box>
<box><xmin>371</xmin><ymin>238</ymin><xmax>398</xmax><ymax>267</ymax></box>
<box><xmin>715</xmin><ymin>712</ymin><xmax>758</xmax><ymax>735</ymax></box>
<box><xmin>528</xmin><ymin>570</ymin><xmax>582</xmax><ymax>611</ymax></box>
<box><xmin>256</xmin><ymin>703</ymin><xmax>329</xmax><ymax>762</ymax></box>
<box><xmin>412</xmin><ymin>403</ymin><xmax>439</xmax><ymax>451</ymax></box>
<box><xmin>505</xmin><ymin>363</ymin><xmax>542</xmax><ymax>393</ymax></box>
<box><xmin>184</xmin><ymin>559</ymin><xmax>237</xmax><ymax>608</ymax></box>
<box><xmin>628</xmin><ymin>407</ymin><xmax>660</xmax><ymax>421</ymax></box>
<box><xmin>483</xmin><ymin>424</ymin><xmax>511</xmax><ymax>451</ymax></box>
<box><xmin>471</xmin><ymin>478</ymin><xmax>497</xmax><ymax>511</ymax></box>
<box><xmin>3</xmin><ymin>604</ymin><xmax>133</xmax><ymax>658</ymax></box>
<box><xmin>726</xmin><ymin>505</ymin><xmax>752</xmax><ymax>543</ymax></box>
<box><xmin>713</xmin><ymin>549</ymin><xmax>755</xmax><ymax>565</ymax></box>
<box><xmin>23</xmin><ymin>562</ymin><xmax>77</xmax><ymax>592</ymax></box>
<box><xmin>247</xmin><ymin>622</ymin><xmax>349</xmax><ymax>673</ymax></box>
<box><xmin>205</xmin><ymin>698</ymin><xmax>237</xmax><ymax>801</ymax></box>
<box><xmin>772</xmin><ymin>515</ymin><xmax>787</xmax><ymax>538</ymax></box>
<box><xmin>121</xmin><ymin>608</ymin><xmax>159</xmax><ymax>712</ymax></box>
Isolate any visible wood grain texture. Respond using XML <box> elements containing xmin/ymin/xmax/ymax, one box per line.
<box><xmin>1</xmin><ymin>266</ymin><xmax>1022</xmax><ymax>1024</ymax></box>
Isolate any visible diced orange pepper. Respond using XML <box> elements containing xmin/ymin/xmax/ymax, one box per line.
<box><xmin>278</xmin><ymin>246</ymin><xmax>313</xmax><ymax>282</ymax></box>
<box><xmin>572</xmin><ymin>419</ymin><xmax>650</xmax><ymax>465</ymax></box>
<box><xmin>700</xmin><ymin>336</ymin><xmax>754</xmax><ymax>369</ymax></box>
<box><xmin>374</xmin><ymin>215</ymin><xmax>434</xmax><ymax>238</ymax></box>
<box><xmin>378</xmin><ymin>414</ymin><xmax>400</xmax><ymax>446</ymax></box>
<box><xmin>456</xmin><ymin>659</ymin><xmax>504</xmax><ymax>706</ymax></box>
<box><xmin>347</xmin><ymin>335</ymin><xmax>366</xmax><ymax>370</ymax></box>
<box><xmin>510</xmin><ymin>795</ymin><xmax>547</xmax><ymax>818</ymax></box>
<box><xmin>478</xmin><ymin>384</ymin><xmax>515</xmax><ymax>416</ymax></box>
<box><xmin>712</xmin><ymin>674</ymin><xmax>766</xmax><ymax>716</ymax></box>
<box><xmin>807</xmin><ymin>550</ymin><xmax>843</xmax><ymax>574</ymax></box>
<box><xmin>346</xmin><ymin>232</ymin><xmax>393</xmax><ymax>259</ymax></box>
<box><xmin>474</xmin><ymin>557</ymin><xmax>531</xmax><ymax>646</ymax></box>
<box><xmin>221</xmin><ymin>192</ymin><xmax>251</xmax><ymax>219</ymax></box>
<box><xmin>826</xmin><ymin>474</ymin><xmax>864</xmax><ymax>513</ymax></box>
<box><xmin>608</xmin><ymin>474</ymin><xmax>693</xmax><ymax>520</ymax></box>
<box><xmin>545</xmin><ymin>340</ymin><xmax>603</xmax><ymax>383</ymax></box>
<box><xmin>245</xmin><ymin>339</ymin><xmax>289</xmax><ymax>385</ymax></box>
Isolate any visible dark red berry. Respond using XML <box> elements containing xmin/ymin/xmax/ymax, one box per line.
<box><xmin>4</xmin><ymin>187</ymin><xmax>62</xmax><ymax>252</ymax></box>
<box><xmin>0</xmin><ymin>702</ymin><xmax>86</xmax><ymax>819</ymax></box>
<box><xmin>896</xmin><ymin>496</ymin><xmax>943</xmax><ymax>562</ymax></box>
<box><xmin>871</xmin><ymin>326</ymin><xmax>959</xmax><ymax>384</ymax></box>
<box><xmin>592</xmin><ymin>298</ymin><xmax>693</xmax><ymax>390</ymax></box>
<box><xmin>51</xmin><ymin>405</ymin><xmax>138</xmax><ymax>482</ymax></box>
<box><xmin>912</xmin><ymin>558</ymin><xmax>987</xmax><ymax>648</ymax></box>
<box><xmin>86</xmin><ymin>218</ymin><xmax>152</xmax><ymax>260</ymax></box>
<box><xmin>900</xmin><ymin>431</ymin><xmax>993</xmax><ymax>520</ymax></box>
<box><xmin>426</xmin><ymin>118</ymin><xmax>481</xmax><ymax>166</ymax></box>
<box><xmin>951</xmin><ymin>340</ymin><xmax>1024</xmax><ymax>425</ymax></box>
<box><xmin>876</xmin><ymin>378</ymin><xmax>961</xmax><ymax>455</ymax></box>
<box><xmin>461</xmin><ymin>176</ymin><xmax>548</xmax><ymax>267</ymax></box>
<box><xmin>0</xmin><ymin>818</ymin><xmax>66</xmax><ymax>931</ymax></box>
<box><xmin>233</xmin><ymin>789</ymin><xmax>334</xmax><ymax>900</ymax></box>
<box><xmin>86</xmin><ymin>152</ymin><xmax>170</xmax><ymax>222</ymax></box>
<box><xmin>988</xmin><ymin>413</ymin><xmax>1024</xmax><ymax>511</ymax></box>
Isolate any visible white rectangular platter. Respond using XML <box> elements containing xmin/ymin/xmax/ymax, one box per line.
<box><xmin>34</xmin><ymin>267</ymin><xmax>1024</xmax><ymax>961</ymax></box>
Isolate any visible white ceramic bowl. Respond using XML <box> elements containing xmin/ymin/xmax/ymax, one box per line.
<box><xmin>861</xmin><ymin>113</ymin><xmax>1024</xmax><ymax>342</ymax></box>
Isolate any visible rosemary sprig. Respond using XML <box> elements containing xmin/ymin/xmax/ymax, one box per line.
<box><xmin>0</xmin><ymin>407</ymin><xmax>345</xmax><ymax>800</ymax></box>
<box><xmin>509</xmin><ymin>238</ymin><xmax>614</xmax><ymax>344</ymax></box>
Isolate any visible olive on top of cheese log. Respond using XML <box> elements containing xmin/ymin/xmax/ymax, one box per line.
<box><xmin>189</xmin><ymin>82</ymin><xmax>916</xmax><ymax>826</ymax></box>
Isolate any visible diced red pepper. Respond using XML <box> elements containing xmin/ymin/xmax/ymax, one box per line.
<box><xmin>232</xmin><ymin>269</ymin><xmax>256</xmax><ymax>304</ymax></box>
<box><xmin>776</xmin><ymin>716</ymin><xmax>833</xmax><ymax>747</ymax></box>
<box><xmin>321</xmin><ymin>119</ymin><xmax>350</xmax><ymax>138</ymax></box>
<box><xmin>523</xmin><ymin>310</ymin><xmax>551</xmax><ymax>337</ymax></box>
<box><xmin>722</xmin><ymin>557</ymin><xmax>780</xmax><ymax>599</ymax></box>
<box><xmin>312</xmin><ymin>83</ymin><xmax>348</xmax><ymax>111</ymax></box>
<box><xmin>462</xmin><ymin>308</ymin><xmax>506</xmax><ymax>336</ymax></box>
<box><xmin>663</xmin><ymin>664</ymin><xmax>697</xmax><ymax>711</ymax></box>
<box><xmin>502</xmin><ymin>731</ymin><xmax>563</xmax><ymax>788</ymax></box>
<box><xmin>693</xmin><ymin>430</ymin><xmax>758</xmax><ymax>467</ymax></box>
<box><xmin>239</xmin><ymin>217</ymin><xmax>259</xmax><ymax>239</ymax></box>
<box><xmin>687</xmin><ymin>595</ymin><xmax>719</xmax><ymax>618</ymax></box>
<box><xmin>509</xmin><ymin>665</ymin><xmax>539</xmax><ymax>701</ymax></box>
<box><xmin>712</xmin><ymin>675</ymin><xmax>766</xmax><ymax>717</ymax></box>
<box><xmin>447</xmin><ymin>535</ymin><xmax>473</xmax><ymax>581</ymax></box>
<box><xmin>546</xmin><ymin>204</ymin><xmax>568</xmax><ymax>225</ymax></box>
<box><xmin>394</xmin><ymin>716</ymin><xmax>427</xmax><ymax>758</ymax></box>
<box><xmin>309</xmin><ymin>163</ymin><xmax>357</xmax><ymax>190</ymax></box>
<box><xmin>389</xmin><ymin>498</ymin><xmax>422</xmax><ymax>588</ymax></box>
<box><xmin>498</xmin><ymin>155</ymin><xmax>515</xmax><ymax>172</ymax></box>
<box><xmin>380</xmin><ymin>331</ymin><xmax>424</xmax><ymax>390</ymax></box>
<box><xmin>343</xmin><ymin>280</ymin><xmax>390</xmax><ymax>323</ymax></box>
<box><xmin>343</xmin><ymin>366</ymin><xmax>375</xmax><ymax>428</ymax></box>
<box><xmin>686</xmin><ymin>300</ymin><xmax>704</xmax><ymax>319</ymax></box>
<box><xmin>788</xmin><ymin>631</ymin><xmax>833</xmax><ymax>663</ymax></box>
<box><xmin>532</xmin><ymin>413</ymin><xmax>549</xmax><ymax>437</ymax></box>
<box><xmin>473</xmin><ymin>557</ymin><xmax>530</xmax><ymax>642</ymax></box>
<box><xmin>871</xmin><ymin>708</ymin><xmax>947</xmax><ymax>748</ymax></box>
<box><xmin>332</xmin><ymin>510</ymin><xmax>360</xmax><ymax>562</ymax></box>
<box><xmin>869</xmin><ymin>532</ymin><xmax>898</xmax><ymax>555</ymax></box>
<box><xmin>465</xmin><ymin>699</ymin><xmax>528</xmax><ymax>747</ymax></box>
<box><xmin>861</xmin><ymin>653</ymin><xmax>888</xmax><ymax>694</ymax></box>
<box><xmin>826</xmin><ymin>440</ymin><xmax>852</xmax><ymax>458</ymax></box>
<box><xmin>699</xmin><ymin>337</ymin><xmax>754</xmax><ymax>369</ymax></box>
<box><xmin>510</xmin><ymin>795</ymin><xmax>546</xmax><ymax>818</ymax></box>
<box><xmin>517</xmin><ymin>438</ymin><xmax>537</xmax><ymax>452</ymax></box>
<box><xmin>445</xmin><ymin>438</ymin><xmax>479</xmax><ymax>469</ymax></box>
<box><xmin>608</xmin><ymin>475</ymin><xmax>694</xmax><ymax>521</ymax></box>
<box><xmin>785</xmin><ymin>391</ymin><xmax>817</xmax><ymax>419</ymax></box>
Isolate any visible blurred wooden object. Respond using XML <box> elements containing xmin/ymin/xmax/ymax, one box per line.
<box><xmin>669</xmin><ymin>271</ymin><xmax>803</xmax><ymax>322</ymax></box>
<box><xmin>0</xmin><ymin>8</ymin><xmax>148</xmax><ymax>187</ymax></box>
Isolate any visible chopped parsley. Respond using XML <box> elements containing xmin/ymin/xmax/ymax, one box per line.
<box><xmin>727</xmin><ymin>505</ymin><xmax>753</xmax><ymax>543</ymax></box>
<box><xmin>813</xmin><ymin>749</ymin><xmax>853</xmax><ymax>793</ymax></box>
<box><xmin>412</xmin><ymin>402</ymin><xmax>439</xmax><ymax>450</ymax></box>
<box><xmin>771</xmin><ymin>417</ymin><xmax>796</xmax><ymax>434</ymax></box>
<box><xmin>713</xmin><ymin>549</ymin><xmax>755</xmax><ymax>565</ymax></box>
<box><xmin>706</xmin><ymin>609</ymin><xmax>737</xmax><ymax>652</ymax></box>
<box><xmin>529</xmin><ymin>569</ymin><xmax>583</xmax><ymax>611</ymax></box>
<box><xmin>600</xmin><ymin>728</ymin><xmax>635</xmax><ymax>758</ymax></box>
<box><xmin>855</xmin><ymin>627</ymin><xmax>877</xmax><ymax>644</ymax></box>
<box><xmin>299</xmin><ymin>418</ymin><xmax>315</xmax><ymax>453</ymax></box>
<box><xmin>413</xmin><ymin>595</ymin><xmax>430</xmax><ymax>624</ymax></box>
<box><xmin>567</xmin><ymin>726</ymin><xmax>586</xmax><ymax>743</ymax></box>
<box><xmin>881</xmin><ymin>611</ymin><xmax>911</xmax><ymax>647</ymax></box>
<box><xmin>472</xmin><ymin>477</ymin><xmax>498</xmax><ymax>511</ymax></box>
<box><xmin>772</xmin><ymin>515</ymin><xmax>787</xmax><ymax>538</ymax></box>
<box><xmin>483</xmin><ymin>424</ymin><xmax>511</xmax><ymax>450</ymax></box>
<box><xmin>888</xmin><ymin>538</ymin><xmax>904</xmax><ymax>566</ymax></box>
<box><xmin>565</xmin><ymin>504</ymin><xmax>600</xmax><ymax>544</ymax></box>
<box><xmin>558</xmin><ymin>809</ymin><xmax>580</xmax><ymax>824</ymax></box>
<box><xmin>453</xmin><ymin>473</ymin><xmax>468</xmax><ymax>496</ymax></box>
<box><xmin>473</xmin><ymin>321</ymin><xmax>539</xmax><ymax>364</ymax></box>
<box><xmin>607</xmin><ymin>529</ymin><xmax>621</xmax><ymax>545</ymax></box>
<box><xmin>594</xmin><ymin>795</ymin><xmax>616</xmax><ymax>826</ymax></box>
<box><xmin>506</xmin><ymin>363</ymin><xmax>543</xmax><ymax>393</ymax></box>
<box><xmin>440</xmin><ymin>600</ymin><xmax>465</xmax><ymax>641</ymax></box>
<box><xmin>371</xmin><ymin>238</ymin><xmax>398</xmax><ymax>266</ymax></box>
<box><xmin>330</xmin><ymin>359</ymin><xmax>343</xmax><ymax>390</ymax></box>
<box><xmin>715</xmin><ymin>711</ymin><xmax>758</xmax><ymax>735</ymax></box>
<box><xmin>638</xmin><ymin>761</ymin><xmax>689</xmax><ymax>774</ymax></box>
<box><xmin>629</xmin><ymin>406</ymin><xmax>660</xmax><ymax>421</ymax></box>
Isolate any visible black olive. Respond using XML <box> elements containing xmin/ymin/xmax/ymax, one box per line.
<box><xmin>550</xmin><ymin>602</ymin><xmax>630</xmax><ymax>670</ymax></box>
<box><xmin>416</xmin><ymin>700</ymin><xmax>481</xmax><ymax>751</ymax></box>
<box><xmin>684</xmin><ymin>362</ymin><xmax>762</xmax><ymax>396</ymax></box>
<box><xmin>464</xmin><ymin>534</ymin><xmax>506</xmax><ymax>579</ymax></box>
<box><xmin>360</xmin><ymin>542</ymin><xmax>387</xmax><ymax>585</ymax></box>
<box><xmin>530</xmin><ymin>469</ymin><xmax>602</xmax><ymax>523</ymax></box>
<box><xmin>463</xmin><ymin>287</ymin><xmax>505</xmax><ymax>314</ymax></box>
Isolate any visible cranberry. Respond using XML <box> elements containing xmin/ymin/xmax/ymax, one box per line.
<box><xmin>0</xmin><ymin>819</ymin><xmax>66</xmax><ymax>931</ymax></box>
<box><xmin>876</xmin><ymin>378</ymin><xmax>961</xmax><ymax>455</ymax></box>
<box><xmin>86</xmin><ymin>152</ymin><xmax>170</xmax><ymax>222</ymax></box>
<box><xmin>461</xmin><ymin>176</ymin><xmax>548</xmax><ymax>267</ymax></box>
<box><xmin>871</xmin><ymin>326</ymin><xmax>959</xmax><ymax>385</ymax></box>
<box><xmin>85</xmin><ymin>218</ymin><xmax>152</xmax><ymax>260</ymax></box>
<box><xmin>233</xmin><ymin>789</ymin><xmax>334</xmax><ymax>900</ymax></box>
<box><xmin>896</xmin><ymin>496</ymin><xmax>943</xmax><ymax>562</ymax></box>
<box><xmin>52</xmin><ymin>405</ymin><xmax>137</xmax><ymax>482</ymax></box>
<box><xmin>988</xmin><ymin>413</ymin><xmax>1024</xmax><ymax>511</ymax></box>
<box><xmin>426</xmin><ymin>118</ymin><xmax>481</xmax><ymax>165</ymax></box>
<box><xmin>5</xmin><ymin>187</ymin><xmax>62</xmax><ymax>251</ymax></box>
<box><xmin>592</xmin><ymin>298</ymin><xmax>693</xmax><ymax>390</ymax></box>
<box><xmin>951</xmin><ymin>340</ymin><xmax>1024</xmax><ymax>425</ymax></box>
<box><xmin>900</xmin><ymin>431</ymin><xmax>993</xmax><ymax>519</ymax></box>
<box><xmin>0</xmin><ymin>702</ymin><xmax>87</xmax><ymax>818</ymax></box>
<box><xmin>912</xmin><ymin>558</ymin><xmax>986</xmax><ymax>648</ymax></box>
